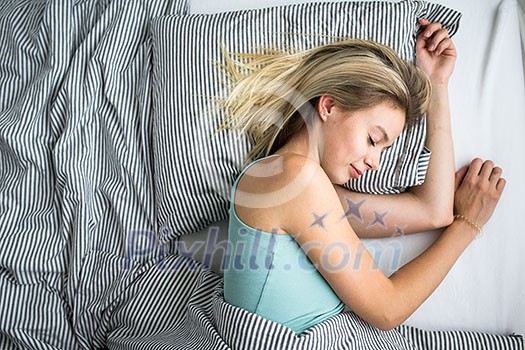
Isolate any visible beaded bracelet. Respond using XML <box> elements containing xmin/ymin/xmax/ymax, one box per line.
<box><xmin>453</xmin><ymin>214</ymin><xmax>484</xmax><ymax>239</ymax></box>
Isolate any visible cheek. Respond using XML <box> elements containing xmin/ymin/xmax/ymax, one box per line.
<box><xmin>331</xmin><ymin>138</ymin><xmax>355</xmax><ymax>163</ymax></box>
<box><xmin>343</xmin><ymin>138</ymin><xmax>367</xmax><ymax>161</ymax></box>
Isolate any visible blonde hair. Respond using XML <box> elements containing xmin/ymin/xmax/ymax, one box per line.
<box><xmin>219</xmin><ymin>39</ymin><xmax>431</xmax><ymax>161</ymax></box>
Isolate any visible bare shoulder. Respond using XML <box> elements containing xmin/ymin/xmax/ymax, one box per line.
<box><xmin>276</xmin><ymin>155</ymin><xmax>346</xmax><ymax>233</ymax></box>
<box><xmin>278</xmin><ymin>153</ymin><xmax>338</xmax><ymax>201</ymax></box>
<box><xmin>237</xmin><ymin>153</ymin><xmax>334</xmax><ymax>202</ymax></box>
<box><xmin>234</xmin><ymin>153</ymin><xmax>339</xmax><ymax>233</ymax></box>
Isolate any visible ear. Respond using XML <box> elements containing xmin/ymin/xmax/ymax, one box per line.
<box><xmin>318</xmin><ymin>95</ymin><xmax>335</xmax><ymax>122</ymax></box>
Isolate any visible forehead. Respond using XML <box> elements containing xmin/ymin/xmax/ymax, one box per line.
<box><xmin>361</xmin><ymin>102</ymin><xmax>406</xmax><ymax>137</ymax></box>
<box><xmin>357</xmin><ymin>102</ymin><xmax>405</xmax><ymax>125</ymax></box>
<box><xmin>366</xmin><ymin>101</ymin><xmax>405</xmax><ymax>117</ymax></box>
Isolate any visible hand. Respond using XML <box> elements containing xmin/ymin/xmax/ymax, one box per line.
<box><xmin>416</xmin><ymin>19</ymin><xmax>457</xmax><ymax>85</ymax></box>
<box><xmin>454</xmin><ymin>159</ymin><xmax>506</xmax><ymax>228</ymax></box>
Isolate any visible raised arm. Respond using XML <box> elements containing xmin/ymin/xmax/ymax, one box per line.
<box><xmin>335</xmin><ymin>19</ymin><xmax>456</xmax><ymax>238</ymax></box>
<box><xmin>285</xmin><ymin>157</ymin><xmax>505</xmax><ymax>331</ymax></box>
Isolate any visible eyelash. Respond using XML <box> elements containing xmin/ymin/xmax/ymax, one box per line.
<box><xmin>369</xmin><ymin>135</ymin><xmax>377</xmax><ymax>147</ymax></box>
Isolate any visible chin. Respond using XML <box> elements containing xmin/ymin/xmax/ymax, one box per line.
<box><xmin>331</xmin><ymin>174</ymin><xmax>350</xmax><ymax>186</ymax></box>
<box><xmin>323</xmin><ymin>166</ymin><xmax>349</xmax><ymax>185</ymax></box>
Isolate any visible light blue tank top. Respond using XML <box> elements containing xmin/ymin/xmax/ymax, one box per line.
<box><xmin>223</xmin><ymin>155</ymin><xmax>345</xmax><ymax>334</ymax></box>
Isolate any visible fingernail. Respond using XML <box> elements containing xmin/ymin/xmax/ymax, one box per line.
<box><xmin>424</xmin><ymin>31</ymin><xmax>432</xmax><ymax>37</ymax></box>
<box><xmin>428</xmin><ymin>44</ymin><xmax>435</xmax><ymax>50</ymax></box>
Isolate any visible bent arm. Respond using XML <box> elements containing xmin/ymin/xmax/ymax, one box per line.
<box><xmin>285</xmin><ymin>159</ymin><xmax>502</xmax><ymax>331</ymax></box>
<box><xmin>335</xmin><ymin>20</ymin><xmax>457</xmax><ymax>238</ymax></box>
<box><xmin>406</xmin><ymin>83</ymin><xmax>454</xmax><ymax>222</ymax></box>
<box><xmin>335</xmin><ymin>83</ymin><xmax>454</xmax><ymax>238</ymax></box>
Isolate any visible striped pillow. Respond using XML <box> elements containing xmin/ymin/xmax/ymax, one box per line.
<box><xmin>151</xmin><ymin>0</ymin><xmax>461</xmax><ymax>241</ymax></box>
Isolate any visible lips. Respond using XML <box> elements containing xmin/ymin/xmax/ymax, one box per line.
<box><xmin>350</xmin><ymin>165</ymin><xmax>362</xmax><ymax>179</ymax></box>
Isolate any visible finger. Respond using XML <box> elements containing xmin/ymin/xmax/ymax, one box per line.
<box><xmin>416</xmin><ymin>32</ymin><xmax>429</xmax><ymax>51</ymax></box>
<box><xmin>496</xmin><ymin>178</ymin><xmax>506</xmax><ymax>194</ymax></box>
<box><xmin>479</xmin><ymin>160</ymin><xmax>495</xmax><ymax>180</ymax></box>
<box><xmin>434</xmin><ymin>38</ymin><xmax>456</xmax><ymax>56</ymax></box>
<box><xmin>465</xmin><ymin>158</ymin><xmax>484</xmax><ymax>179</ymax></box>
<box><xmin>420</xmin><ymin>21</ymin><xmax>443</xmax><ymax>39</ymax></box>
<box><xmin>455</xmin><ymin>165</ymin><xmax>469</xmax><ymax>190</ymax></box>
<box><xmin>489</xmin><ymin>166</ymin><xmax>503</xmax><ymax>184</ymax></box>
<box><xmin>426</xmin><ymin>28</ymin><xmax>450</xmax><ymax>51</ymax></box>
<box><xmin>416</xmin><ymin>20</ymin><xmax>431</xmax><ymax>49</ymax></box>
<box><xmin>418</xmin><ymin>18</ymin><xmax>431</xmax><ymax>32</ymax></box>
<box><xmin>416</xmin><ymin>35</ymin><xmax>429</xmax><ymax>52</ymax></box>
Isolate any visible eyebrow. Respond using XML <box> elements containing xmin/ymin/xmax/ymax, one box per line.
<box><xmin>375</xmin><ymin>125</ymin><xmax>390</xmax><ymax>143</ymax></box>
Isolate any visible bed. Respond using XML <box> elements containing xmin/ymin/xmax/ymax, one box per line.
<box><xmin>0</xmin><ymin>0</ymin><xmax>523</xmax><ymax>349</ymax></box>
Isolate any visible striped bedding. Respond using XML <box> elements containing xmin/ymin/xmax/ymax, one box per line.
<box><xmin>151</xmin><ymin>0</ymin><xmax>445</xmax><ymax>241</ymax></box>
<box><xmin>0</xmin><ymin>0</ymin><xmax>522</xmax><ymax>349</ymax></box>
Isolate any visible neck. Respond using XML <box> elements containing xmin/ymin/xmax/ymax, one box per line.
<box><xmin>276</xmin><ymin>124</ymin><xmax>321</xmax><ymax>164</ymax></box>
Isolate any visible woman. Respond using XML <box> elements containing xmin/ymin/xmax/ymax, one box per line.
<box><xmin>222</xmin><ymin>19</ymin><xmax>506</xmax><ymax>334</ymax></box>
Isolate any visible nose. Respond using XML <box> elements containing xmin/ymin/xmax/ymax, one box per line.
<box><xmin>364</xmin><ymin>151</ymin><xmax>380</xmax><ymax>171</ymax></box>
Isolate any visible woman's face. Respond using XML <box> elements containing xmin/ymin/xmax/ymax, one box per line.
<box><xmin>318</xmin><ymin>98</ymin><xmax>406</xmax><ymax>185</ymax></box>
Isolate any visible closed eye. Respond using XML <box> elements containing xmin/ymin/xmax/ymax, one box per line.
<box><xmin>368</xmin><ymin>135</ymin><xmax>377</xmax><ymax>147</ymax></box>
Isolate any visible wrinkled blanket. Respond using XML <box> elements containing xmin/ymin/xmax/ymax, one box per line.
<box><xmin>0</xmin><ymin>0</ymin><xmax>522</xmax><ymax>349</ymax></box>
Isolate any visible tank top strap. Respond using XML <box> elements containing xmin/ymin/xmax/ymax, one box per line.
<box><xmin>230</xmin><ymin>154</ymin><xmax>280</xmax><ymax>204</ymax></box>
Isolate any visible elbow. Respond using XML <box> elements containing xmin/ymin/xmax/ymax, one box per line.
<box><xmin>427</xmin><ymin>204</ymin><xmax>454</xmax><ymax>229</ymax></box>
<box><xmin>409</xmin><ymin>192</ymin><xmax>454</xmax><ymax>229</ymax></box>
<box><xmin>348</xmin><ymin>283</ymin><xmax>412</xmax><ymax>332</ymax></box>
<box><xmin>358</xmin><ymin>304</ymin><xmax>406</xmax><ymax>332</ymax></box>
<box><xmin>366</xmin><ymin>294</ymin><xmax>412</xmax><ymax>331</ymax></box>
<box><xmin>377</xmin><ymin>323</ymin><xmax>398</xmax><ymax>332</ymax></box>
<box><xmin>372</xmin><ymin>311</ymin><xmax>405</xmax><ymax>332</ymax></box>
<box><xmin>432</xmin><ymin>208</ymin><xmax>454</xmax><ymax>229</ymax></box>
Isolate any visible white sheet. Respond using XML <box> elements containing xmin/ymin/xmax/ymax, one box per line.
<box><xmin>187</xmin><ymin>0</ymin><xmax>525</xmax><ymax>336</ymax></box>
<box><xmin>406</xmin><ymin>0</ymin><xmax>525</xmax><ymax>336</ymax></box>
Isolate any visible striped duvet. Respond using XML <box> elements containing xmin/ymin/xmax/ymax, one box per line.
<box><xmin>0</xmin><ymin>0</ymin><xmax>522</xmax><ymax>349</ymax></box>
